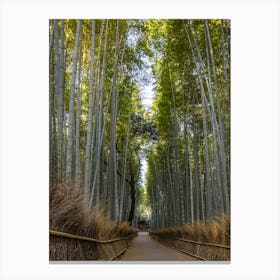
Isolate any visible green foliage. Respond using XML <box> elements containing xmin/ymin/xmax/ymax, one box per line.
<box><xmin>144</xmin><ymin>19</ymin><xmax>230</xmax><ymax>227</ymax></box>
<box><xmin>50</xmin><ymin>19</ymin><xmax>230</xmax><ymax>227</ymax></box>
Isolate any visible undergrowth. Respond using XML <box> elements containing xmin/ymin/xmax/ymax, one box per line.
<box><xmin>150</xmin><ymin>215</ymin><xmax>230</xmax><ymax>246</ymax></box>
<box><xmin>49</xmin><ymin>184</ymin><xmax>138</xmax><ymax>260</ymax></box>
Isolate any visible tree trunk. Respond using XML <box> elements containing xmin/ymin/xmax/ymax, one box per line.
<box><xmin>84</xmin><ymin>20</ymin><xmax>95</xmax><ymax>195</ymax></box>
<box><xmin>89</xmin><ymin>20</ymin><xmax>109</xmax><ymax>209</ymax></box>
<box><xmin>205</xmin><ymin>20</ymin><xmax>229</xmax><ymax>213</ymax></box>
<box><xmin>119</xmin><ymin>113</ymin><xmax>131</xmax><ymax>221</ymax></box>
<box><xmin>75</xmin><ymin>34</ymin><xmax>82</xmax><ymax>190</ymax></box>
<box><xmin>183</xmin><ymin>90</ymin><xmax>191</xmax><ymax>224</ymax></box>
<box><xmin>168</xmin><ymin>66</ymin><xmax>182</xmax><ymax>226</ymax></box>
<box><xmin>65</xmin><ymin>19</ymin><xmax>82</xmax><ymax>185</ymax></box>
<box><xmin>128</xmin><ymin>161</ymin><xmax>135</xmax><ymax>225</ymax></box>
<box><xmin>108</xmin><ymin>20</ymin><xmax>121</xmax><ymax>220</ymax></box>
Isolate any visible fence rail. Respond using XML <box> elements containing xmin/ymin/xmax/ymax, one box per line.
<box><xmin>170</xmin><ymin>246</ymin><xmax>208</xmax><ymax>261</ymax></box>
<box><xmin>149</xmin><ymin>232</ymin><xmax>230</xmax><ymax>261</ymax></box>
<box><xmin>174</xmin><ymin>237</ymin><xmax>230</xmax><ymax>249</ymax></box>
<box><xmin>149</xmin><ymin>232</ymin><xmax>230</xmax><ymax>249</ymax></box>
<box><xmin>49</xmin><ymin>230</ymin><xmax>137</xmax><ymax>244</ymax></box>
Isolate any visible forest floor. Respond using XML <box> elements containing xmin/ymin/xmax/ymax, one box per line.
<box><xmin>118</xmin><ymin>232</ymin><xmax>198</xmax><ymax>261</ymax></box>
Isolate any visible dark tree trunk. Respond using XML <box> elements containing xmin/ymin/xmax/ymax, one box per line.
<box><xmin>128</xmin><ymin>165</ymin><xmax>135</xmax><ymax>225</ymax></box>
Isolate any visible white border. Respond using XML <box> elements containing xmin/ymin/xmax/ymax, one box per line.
<box><xmin>0</xmin><ymin>0</ymin><xmax>279</xmax><ymax>279</ymax></box>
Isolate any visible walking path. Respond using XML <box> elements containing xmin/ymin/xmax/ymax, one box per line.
<box><xmin>119</xmin><ymin>231</ymin><xmax>197</xmax><ymax>261</ymax></box>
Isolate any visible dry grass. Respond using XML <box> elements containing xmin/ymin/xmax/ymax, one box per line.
<box><xmin>49</xmin><ymin>185</ymin><xmax>138</xmax><ymax>261</ymax></box>
<box><xmin>150</xmin><ymin>215</ymin><xmax>230</xmax><ymax>261</ymax></box>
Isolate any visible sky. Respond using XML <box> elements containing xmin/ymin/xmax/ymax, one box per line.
<box><xmin>141</xmin><ymin>83</ymin><xmax>154</xmax><ymax>110</ymax></box>
<box><xmin>138</xmin><ymin>61</ymin><xmax>155</xmax><ymax>189</ymax></box>
<box><xmin>127</xmin><ymin>27</ymin><xmax>155</xmax><ymax>188</ymax></box>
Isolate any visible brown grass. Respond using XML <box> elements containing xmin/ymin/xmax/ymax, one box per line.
<box><xmin>150</xmin><ymin>215</ymin><xmax>230</xmax><ymax>261</ymax></box>
<box><xmin>49</xmin><ymin>185</ymin><xmax>138</xmax><ymax>261</ymax></box>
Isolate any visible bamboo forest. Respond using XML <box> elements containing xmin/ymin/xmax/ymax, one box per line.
<box><xmin>49</xmin><ymin>19</ymin><xmax>231</xmax><ymax>261</ymax></box>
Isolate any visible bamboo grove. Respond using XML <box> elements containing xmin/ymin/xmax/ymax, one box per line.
<box><xmin>49</xmin><ymin>19</ymin><xmax>230</xmax><ymax>229</ymax></box>
<box><xmin>49</xmin><ymin>19</ymin><xmax>148</xmax><ymax>224</ymax></box>
<box><xmin>146</xmin><ymin>20</ymin><xmax>230</xmax><ymax>228</ymax></box>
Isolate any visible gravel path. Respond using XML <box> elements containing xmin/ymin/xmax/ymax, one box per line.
<box><xmin>119</xmin><ymin>231</ymin><xmax>197</xmax><ymax>261</ymax></box>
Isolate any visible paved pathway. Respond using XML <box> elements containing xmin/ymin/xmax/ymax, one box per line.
<box><xmin>119</xmin><ymin>232</ymin><xmax>197</xmax><ymax>261</ymax></box>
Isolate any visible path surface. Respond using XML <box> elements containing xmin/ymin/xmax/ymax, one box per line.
<box><xmin>119</xmin><ymin>232</ymin><xmax>197</xmax><ymax>261</ymax></box>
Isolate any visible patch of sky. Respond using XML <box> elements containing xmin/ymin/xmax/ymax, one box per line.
<box><xmin>126</xmin><ymin>21</ymin><xmax>156</xmax><ymax>189</ymax></box>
